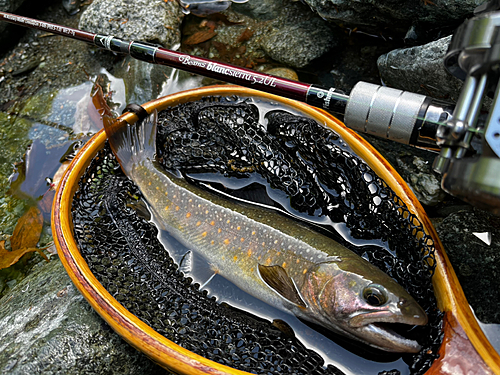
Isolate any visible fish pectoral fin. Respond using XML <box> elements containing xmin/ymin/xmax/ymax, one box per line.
<box><xmin>258</xmin><ymin>264</ymin><xmax>307</xmax><ymax>308</ymax></box>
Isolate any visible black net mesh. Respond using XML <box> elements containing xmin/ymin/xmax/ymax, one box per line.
<box><xmin>72</xmin><ymin>95</ymin><xmax>443</xmax><ymax>375</ymax></box>
<box><xmin>73</xmin><ymin>148</ymin><xmax>345</xmax><ymax>375</ymax></box>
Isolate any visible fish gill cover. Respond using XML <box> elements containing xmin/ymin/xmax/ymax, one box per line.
<box><xmin>72</xmin><ymin>96</ymin><xmax>443</xmax><ymax>375</ymax></box>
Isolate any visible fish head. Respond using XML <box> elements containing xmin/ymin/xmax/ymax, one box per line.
<box><xmin>301</xmin><ymin>259</ymin><xmax>428</xmax><ymax>353</ymax></box>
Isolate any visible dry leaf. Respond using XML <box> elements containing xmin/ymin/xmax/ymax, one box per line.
<box><xmin>11</xmin><ymin>206</ymin><xmax>43</xmax><ymax>251</ymax></box>
<box><xmin>38</xmin><ymin>190</ymin><xmax>56</xmax><ymax>222</ymax></box>
<box><xmin>237</xmin><ymin>28</ymin><xmax>254</xmax><ymax>44</ymax></box>
<box><xmin>0</xmin><ymin>241</ymin><xmax>49</xmax><ymax>270</ymax></box>
<box><xmin>183</xmin><ymin>30</ymin><xmax>217</xmax><ymax>45</ymax></box>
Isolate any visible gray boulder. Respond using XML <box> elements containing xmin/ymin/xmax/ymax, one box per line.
<box><xmin>302</xmin><ymin>0</ymin><xmax>480</xmax><ymax>29</ymax></box>
<box><xmin>377</xmin><ymin>35</ymin><xmax>463</xmax><ymax>102</ymax></box>
<box><xmin>260</xmin><ymin>8</ymin><xmax>336</xmax><ymax>68</ymax></box>
<box><xmin>0</xmin><ymin>259</ymin><xmax>169</xmax><ymax>374</ymax></box>
<box><xmin>205</xmin><ymin>1</ymin><xmax>337</xmax><ymax>69</ymax></box>
<box><xmin>79</xmin><ymin>0</ymin><xmax>184</xmax><ymax>48</ymax></box>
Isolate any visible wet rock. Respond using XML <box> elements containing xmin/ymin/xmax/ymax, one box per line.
<box><xmin>260</xmin><ymin>10</ymin><xmax>336</xmax><ymax>68</ymax></box>
<box><xmin>232</xmin><ymin>0</ymin><xmax>282</xmax><ymax>21</ymax></box>
<box><xmin>404</xmin><ymin>157</ymin><xmax>446</xmax><ymax>207</ymax></box>
<box><xmin>0</xmin><ymin>0</ymin><xmax>26</xmax><ymax>15</ymax></box>
<box><xmin>436</xmin><ymin>208</ymin><xmax>500</xmax><ymax>324</ymax></box>
<box><xmin>79</xmin><ymin>0</ymin><xmax>184</xmax><ymax>48</ymax></box>
<box><xmin>113</xmin><ymin>56</ymin><xmax>174</xmax><ymax>106</ymax></box>
<box><xmin>377</xmin><ymin>35</ymin><xmax>463</xmax><ymax>102</ymax></box>
<box><xmin>302</xmin><ymin>0</ymin><xmax>478</xmax><ymax>30</ymax></box>
<box><xmin>0</xmin><ymin>109</ymin><xmax>32</xmax><ymax>235</ymax></box>
<box><xmin>0</xmin><ymin>258</ymin><xmax>169</xmax><ymax>374</ymax></box>
<box><xmin>198</xmin><ymin>2</ymin><xmax>337</xmax><ymax>69</ymax></box>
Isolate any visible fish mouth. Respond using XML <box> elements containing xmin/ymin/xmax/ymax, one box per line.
<box><xmin>359</xmin><ymin>322</ymin><xmax>422</xmax><ymax>353</ymax></box>
<box><xmin>349</xmin><ymin>308</ymin><xmax>428</xmax><ymax>328</ymax></box>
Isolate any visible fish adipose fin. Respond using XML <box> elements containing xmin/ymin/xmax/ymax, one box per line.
<box><xmin>104</xmin><ymin>111</ymin><xmax>158</xmax><ymax>176</ymax></box>
<box><xmin>258</xmin><ymin>264</ymin><xmax>307</xmax><ymax>308</ymax></box>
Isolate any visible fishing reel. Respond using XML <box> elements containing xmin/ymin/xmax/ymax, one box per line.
<box><xmin>343</xmin><ymin>4</ymin><xmax>500</xmax><ymax>214</ymax></box>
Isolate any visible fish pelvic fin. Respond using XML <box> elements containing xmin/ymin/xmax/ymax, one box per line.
<box><xmin>258</xmin><ymin>264</ymin><xmax>307</xmax><ymax>309</ymax></box>
<box><xmin>104</xmin><ymin>110</ymin><xmax>158</xmax><ymax>176</ymax></box>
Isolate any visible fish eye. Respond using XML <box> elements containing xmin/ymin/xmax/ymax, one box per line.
<box><xmin>363</xmin><ymin>284</ymin><xmax>387</xmax><ymax>306</ymax></box>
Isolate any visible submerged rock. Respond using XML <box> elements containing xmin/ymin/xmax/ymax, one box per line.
<box><xmin>79</xmin><ymin>0</ymin><xmax>184</xmax><ymax>48</ymax></box>
<box><xmin>62</xmin><ymin>0</ymin><xmax>82</xmax><ymax>15</ymax></box>
<box><xmin>0</xmin><ymin>259</ymin><xmax>168</xmax><ymax>374</ymax></box>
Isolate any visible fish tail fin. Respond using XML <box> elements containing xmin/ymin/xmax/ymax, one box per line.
<box><xmin>104</xmin><ymin>110</ymin><xmax>158</xmax><ymax>176</ymax></box>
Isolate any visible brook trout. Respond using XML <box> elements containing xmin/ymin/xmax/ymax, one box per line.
<box><xmin>105</xmin><ymin>111</ymin><xmax>428</xmax><ymax>353</ymax></box>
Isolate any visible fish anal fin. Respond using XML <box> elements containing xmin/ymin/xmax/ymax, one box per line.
<box><xmin>258</xmin><ymin>264</ymin><xmax>307</xmax><ymax>308</ymax></box>
<box><xmin>179</xmin><ymin>250</ymin><xmax>193</xmax><ymax>275</ymax></box>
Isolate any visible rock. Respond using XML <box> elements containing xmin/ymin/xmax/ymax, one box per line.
<box><xmin>302</xmin><ymin>0</ymin><xmax>478</xmax><ymax>29</ymax></box>
<box><xmin>0</xmin><ymin>0</ymin><xmax>29</xmax><ymax>47</ymax></box>
<box><xmin>377</xmin><ymin>35</ymin><xmax>463</xmax><ymax>102</ymax></box>
<box><xmin>231</xmin><ymin>0</ymin><xmax>282</xmax><ymax>21</ymax></box>
<box><xmin>0</xmin><ymin>258</ymin><xmax>169</xmax><ymax>374</ymax></box>
<box><xmin>113</xmin><ymin>56</ymin><xmax>174</xmax><ymax>105</ymax></box>
<box><xmin>263</xmin><ymin>67</ymin><xmax>298</xmax><ymax>81</ymax></box>
<box><xmin>406</xmin><ymin>168</ymin><xmax>446</xmax><ymax>207</ymax></box>
<box><xmin>260</xmin><ymin>11</ymin><xmax>336</xmax><ymax>68</ymax></box>
<box><xmin>197</xmin><ymin>2</ymin><xmax>337</xmax><ymax>69</ymax></box>
<box><xmin>436</xmin><ymin>208</ymin><xmax>500</xmax><ymax>324</ymax></box>
<box><xmin>79</xmin><ymin>0</ymin><xmax>184</xmax><ymax>48</ymax></box>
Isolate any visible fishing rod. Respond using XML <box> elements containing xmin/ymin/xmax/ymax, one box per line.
<box><xmin>5</xmin><ymin>10</ymin><xmax>500</xmax><ymax>213</ymax></box>
<box><xmin>0</xmin><ymin>11</ymin><xmax>448</xmax><ymax>150</ymax></box>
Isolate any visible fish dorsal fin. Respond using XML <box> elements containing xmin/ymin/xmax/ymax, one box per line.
<box><xmin>258</xmin><ymin>264</ymin><xmax>307</xmax><ymax>308</ymax></box>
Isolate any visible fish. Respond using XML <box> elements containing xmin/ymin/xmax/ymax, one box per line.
<box><xmin>104</xmin><ymin>111</ymin><xmax>428</xmax><ymax>353</ymax></box>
